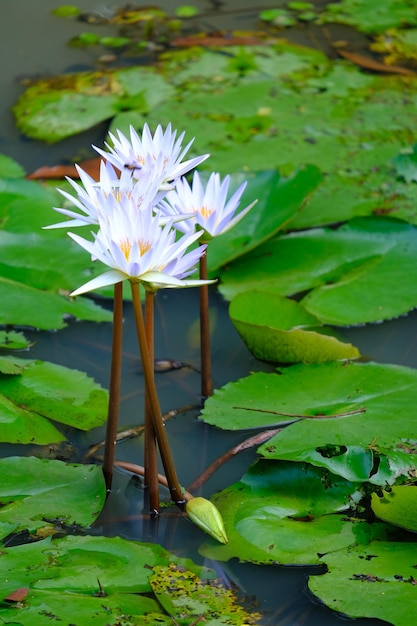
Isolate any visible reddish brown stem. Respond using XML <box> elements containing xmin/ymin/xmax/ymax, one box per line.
<box><xmin>102</xmin><ymin>281</ymin><xmax>123</xmax><ymax>492</ymax></box>
<box><xmin>187</xmin><ymin>428</ymin><xmax>280</xmax><ymax>492</ymax></box>
<box><xmin>130</xmin><ymin>282</ymin><xmax>184</xmax><ymax>505</ymax></box>
<box><xmin>144</xmin><ymin>290</ymin><xmax>160</xmax><ymax>515</ymax></box>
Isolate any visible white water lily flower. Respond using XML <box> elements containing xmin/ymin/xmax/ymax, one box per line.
<box><xmin>69</xmin><ymin>200</ymin><xmax>213</xmax><ymax>296</ymax></box>
<box><xmin>45</xmin><ymin>160</ymin><xmax>163</xmax><ymax>230</ymax></box>
<box><xmin>158</xmin><ymin>171</ymin><xmax>257</xmax><ymax>241</ymax></box>
<box><xmin>94</xmin><ymin>123</ymin><xmax>210</xmax><ymax>190</ymax></box>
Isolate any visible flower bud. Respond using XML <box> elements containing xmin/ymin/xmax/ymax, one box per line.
<box><xmin>186</xmin><ymin>496</ymin><xmax>228</xmax><ymax>544</ymax></box>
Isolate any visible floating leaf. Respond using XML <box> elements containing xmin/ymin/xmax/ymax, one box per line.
<box><xmin>0</xmin><ymin>358</ymin><xmax>108</xmax><ymax>435</ymax></box>
<box><xmin>309</xmin><ymin>542</ymin><xmax>417</xmax><ymax>625</ymax></box>
<box><xmin>219</xmin><ymin>217</ymin><xmax>417</xmax><ymax>325</ymax></box>
<box><xmin>0</xmin><ymin>154</ymin><xmax>25</xmax><ymax>178</ymax></box>
<box><xmin>0</xmin><ymin>534</ymin><xmax>218</xmax><ymax>625</ymax></box>
<box><xmin>199</xmin><ymin>460</ymin><xmax>389</xmax><ymax>565</ymax></box>
<box><xmin>13</xmin><ymin>67</ymin><xmax>174</xmax><ymax>142</ymax></box>
<box><xmin>0</xmin><ymin>330</ymin><xmax>31</xmax><ymax>351</ymax></box>
<box><xmin>372</xmin><ymin>486</ymin><xmax>417</xmax><ymax>533</ymax></box>
<box><xmin>229</xmin><ymin>290</ymin><xmax>360</xmax><ymax>363</ymax></box>
<box><xmin>201</xmin><ymin>362</ymin><xmax>417</xmax><ymax>484</ymax></box>
<box><xmin>393</xmin><ymin>145</ymin><xmax>417</xmax><ymax>183</ymax></box>
<box><xmin>0</xmin><ymin>457</ymin><xmax>105</xmax><ymax>534</ymax></box>
<box><xmin>320</xmin><ymin>0</ymin><xmax>417</xmax><ymax>34</ymax></box>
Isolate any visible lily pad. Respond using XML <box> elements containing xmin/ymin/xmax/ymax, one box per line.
<box><xmin>229</xmin><ymin>290</ymin><xmax>360</xmax><ymax>363</ymax></box>
<box><xmin>0</xmin><ymin>358</ymin><xmax>108</xmax><ymax>433</ymax></box>
<box><xmin>0</xmin><ymin>457</ymin><xmax>105</xmax><ymax>535</ymax></box>
<box><xmin>13</xmin><ymin>67</ymin><xmax>175</xmax><ymax>143</ymax></box>
<box><xmin>0</xmin><ymin>177</ymin><xmax>113</xmax><ymax>329</ymax></box>
<box><xmin>219</xmin><ymin>217</ymin><xmax>417</xmax><ymax>325</ymax></box>
<box><xmin>201</xmin><ymin>361</ymin><xmax>417</xmax><ymax>484</ymax></box>
<box><xmin>320</xmin><ymin>0</ymin><xmax>417</xmax><ymax>34</ymax></box>
<box><xmin>309</xmin><ymin>542</ymin><xmax>417</xmax><ymax>625</ymax></box>
<box><xmin>199</xmin><ymin>460</ymin><xmax>390</xmax><ymax>565</ymax></box>
<box><xmin>0</xmin><ymin>534</ymin><xmax>254</xmax><ymax>625</ymax></box>
<box><xmin>0</xmin><ymin>357</ymin><xmax>108</xmax><ymax>443</ymax></box>
<box><xmin>372</xmin><ymin>486</ymin><xmax>417</xmax><ymax>533</ymax></box>
<box><xmin>0</xmin><ymin>330</ymin><xmax>31</xmax><ymax>351</ymax></box>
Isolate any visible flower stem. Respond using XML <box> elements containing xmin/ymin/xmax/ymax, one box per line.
<box><xmin>144</xmin><ymin>290</ymin><xmax>160</xmax><ymax>516</ymax></box>
<box><xmin>130</xmin><ymin>282</ymin><xmax>184</xmax><ymax>505</ymax></box>
<box><xmin>199</xmin><ymin>246</ymin><xmax>212</xmax><ymax>399</ymax></box>
<box><xmin>102</xmin><ymin>281</ymin><xmax>123</xmax><ymax>492</ymax></box>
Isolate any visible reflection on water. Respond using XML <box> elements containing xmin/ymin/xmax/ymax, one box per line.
<box><xmin>0</xmin><ymin>1</ymin><xmax>413</xmax><ymax>624</ymax></box>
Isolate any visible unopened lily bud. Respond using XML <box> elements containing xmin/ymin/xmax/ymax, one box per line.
<box><xmin>186</xmin><ymin>496</ymin><xmax>228</xmax><ymax>544</ymax></box>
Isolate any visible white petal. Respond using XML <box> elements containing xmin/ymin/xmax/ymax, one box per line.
<box><xmin>70</xmin><ymin>270</ymin><xmax>125</xmax><ymax>296</ymax></box>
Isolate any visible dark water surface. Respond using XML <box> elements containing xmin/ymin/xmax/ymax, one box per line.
<box><xmin>0</xmin><ymin>2</ymin><xmax>413</xmax><ymax>624</ymax></box>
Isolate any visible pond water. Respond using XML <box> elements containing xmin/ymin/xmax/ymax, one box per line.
<box><xmin>0</xmin><ymin>1</ymin><xmax>414</xmax><ymax>624</ymax></box>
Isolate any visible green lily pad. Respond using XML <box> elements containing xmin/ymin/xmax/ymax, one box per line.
<box><xmin>0</xmin><ymin>330</ymin><xmax>31</xmax><ymax>351</ymax></box>
<box><xmin>201</xmin><ymin>361</ymin><xmax>417</xmax><ymax>484</ymax></box>
<box><xmin>0</xmin><ymin>358</ymin><xmax>108</xmax><ymax>438</ymax></box>
<box><xmin>13</xmin><ymin>67</ymin><xmax>174</xmax><ymax>143</ymax></box>
<box><xmin>0</xmin><ymin>457</ymin><xmax>105</xmax><ymax>534</ymax></box>
<box><xmin>0</xmin><ymin>534</ymin><xmax>237</xmax><ymax>625</ymax></box>
<box><xmin>0</xmin><ymin>179</ymin><xmax>113</xmax><ymax>329</ymax></box>
<box><xmin>219</xmin><ymin>217</ymin><xmax>417</xmax><ymax>325</ymax></box>
<box><xmin>199</xmin><ymin>461</ymin><xmax>390</xmax><ymax>565</ymax></box>
<box><xmin>372</xmin><ymin>486</ymin><xmax>417</xmax><ymax>533</ymax></box>
<box><xmin>229</xmin><ymin>290</ymin><xmax>360</xmax><ymax>363</ymax></box>
<box><xmin>0</xmin><ymin>154</ymin><xmax>25</xmax><ymax>178</ymax></box>
<box><xmin>393</xmin><ymin>145</ymin><xmax>417</xmax><ymax>183</ymax></box>
<box><xmin>320</xmin><ymin>0</ymin><xmax>417</xmax><ymax>34</ymax></box>
<box><xmin>309</xmin><ymin>542</ymin><xmax>417</xmax><ymax>625</ymax></box>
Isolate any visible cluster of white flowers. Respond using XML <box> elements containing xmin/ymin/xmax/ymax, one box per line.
<box><xmin>46</xmin><ymin>123</ymin><xmax>255</xmax><ymax>295</ymax></box>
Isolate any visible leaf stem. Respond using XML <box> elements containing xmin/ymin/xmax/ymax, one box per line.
<box><xmin>102</xmin><ymin>281</ymin><xmax>123</xmax><ymax>492</ymax></box>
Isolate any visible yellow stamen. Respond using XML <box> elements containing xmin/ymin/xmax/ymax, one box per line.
<box><xmin>138</xmin><ymin>238</ymin><xmax>152</xmax><ymax>256</ymax></box>
<box><xmin>199</xmin><ymin>205</ymin><xmax>214</xmax><ymax>219</ymax></box>
<box><xmin>119</xmin><ymin>238</ymin><xmax>132</xmax><ymax>260</ymax></box>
